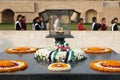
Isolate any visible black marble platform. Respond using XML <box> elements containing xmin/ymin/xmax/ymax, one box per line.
<box><xmin>0</xmin><ymin>50</ymin><xmax>120</xmax><ymax>80</ymax></box>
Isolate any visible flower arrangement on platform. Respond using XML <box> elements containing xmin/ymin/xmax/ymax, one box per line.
<box><xmin>82</xmin><ymin>47</ymin><xmax>112</xmax><ymax>54</ymax></box>
<box><xmin>90</xmin><ymin>60</ymin><xmax>120</xmax><ymax>73</ymax></box>
<box><xmin>0</xmin><ymin>60</ymin><xmax>28</xmax><ymax>73</ymax></box>
<box><xmin>6</xmin><ymin>47</ymin><xmax>38</xmax><ymax>54</ymax></box>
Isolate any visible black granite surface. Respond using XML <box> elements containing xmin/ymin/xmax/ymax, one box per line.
<box><xmin>0</xmin><ymin>50</ymin><xmax>119</xmax><ymax>80</ymax></box>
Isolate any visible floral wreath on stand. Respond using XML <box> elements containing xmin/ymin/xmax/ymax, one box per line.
<box><xmin>34</xmin><ymin>41</ymin><xmax>86</xmax><ymax>63</ymax></box>
<box><xmin>56</xmin><ymin>42</ymin><xmax>70</xmax><ymax>51</ymax></box>
<box><xmin>49</xmin><ymin>41</ymin><xmax>75</xmax><ymax>62</ymax></box>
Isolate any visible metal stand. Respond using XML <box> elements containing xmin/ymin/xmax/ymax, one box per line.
<box><xmin>54</xmin><ymin>38</ymin><xmax>65</xmax><ymax>45</ymax></box>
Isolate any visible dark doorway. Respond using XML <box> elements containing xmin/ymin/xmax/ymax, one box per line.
<box><xmin>2</xmin><ymin>9</ymin><xmax>15</xmax><ymax>23</ymax></box>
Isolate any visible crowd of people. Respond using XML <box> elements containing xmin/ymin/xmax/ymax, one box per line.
<box><xmin>78</xmin><ymin>17</ymin><xmax>119</xmax><ymax>31</ymax></box>
<box><xmin>15</xmin><ymin>15</ymin><xmax>27</xmax><ymax>30</ymax></box>
<box><xmin>32</xmin><ymin>16</ymin><xmax>46</xmax><ymax>30</ymax></box>
<box><xmin>15</xmin><ymin>15</ymin><xmax>46</xmax><ymax>30</ymax></box>
<box><xmin>15</xmin><ymin>14</ymin><xmax>119</xmax><ymax>31</ymax></box>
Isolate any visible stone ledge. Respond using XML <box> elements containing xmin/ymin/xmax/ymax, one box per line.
<box><xmin>0</xmin><ymin>31</ymin><xmax>119</xmax><ymax>54</ymax></box>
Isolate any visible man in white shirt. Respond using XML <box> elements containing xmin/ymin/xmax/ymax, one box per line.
<box><xmin>91</xmin><ymin>22</ymin><xmax>96</xmax><ymax>30</ymax></box>
<box><xmin>54</xmin><ymin>16</ymin><xmax>62</xmax><ymax>32</ymax></box>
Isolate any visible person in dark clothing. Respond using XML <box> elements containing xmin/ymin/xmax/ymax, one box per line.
<box><xmin>91</xmin><ymin>17</ymin><xmax>100</xmax><ymax>31</ymax></box>
<box><xmin>21</xmin><ymin>16</ymin><xmax>27</xmax><ymax>30</ymax></box>
<box><xmin>34</xmin><ymin>17</ymin><xmax>41</xmax><ymax>30</ymax></box>
<box><xmin>15</xmin><ymin>15</ymin><xmax>22</xmax><ymax>30</ymax></box>
<box><xmin>111</xmin><ymin>17</ymin><xmax>119</xmax><ymax>31</ymax></box>
<box><xmin>39</xmin><ymin>16</ymin><xmax>47</xmax><ymax>30</ymax></box>
<box><xmin>100</xmin><ymin>18</ymin><xmax>107</xmax><ymax>31</ymax></box>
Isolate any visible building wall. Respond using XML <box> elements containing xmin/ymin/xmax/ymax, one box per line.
<box><xmin>0</xmin><ymin>0</ymin><xmax>119</xmax><ymax>26</ymax></box>
<box><xmin>0</xmin><ymin>1</ymin><xmax>35</xmax><ymax>12</ymax></box>
<box><xmin>103</xmin><ymin>1</ymin><xmax>120</xmax><ymax>25</ymax></box>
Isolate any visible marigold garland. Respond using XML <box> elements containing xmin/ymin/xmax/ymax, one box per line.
<box><xmin>90</xmin><ymin>60</ymin><xmax>120</xmax><ymax>73</ymax></box>
<box><xmin>0</xmin><ymin>60</ymin><xmax>28</xmax><ymax>73</ymax></box>
<box><xmin>6</xmin><ymin>47</ymin><xmax>38</xmax><ymax>54</ymax></box>
<box><xmin>82</xmin><ymin>47</ymin><xmax>112</xmax><ymax>54</ymax></box>
<box><xmin>48</xmin><ymin>62</ymin><xmax>71</xmax><ymax>71</ymax></box>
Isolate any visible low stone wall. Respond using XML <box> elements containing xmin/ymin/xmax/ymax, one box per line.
<box><xmin>0</xmin><ymin>31</ymin><xmax>120</xmax><ymax>54</ymax></box>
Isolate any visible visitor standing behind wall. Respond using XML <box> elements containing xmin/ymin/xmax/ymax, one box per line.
<box><xmin>39</xmin><ymin>17</ymin><xmax>47</xmax><ymax>30</ymax></box>
<box><xmin>100</xmin><ymin>18</ymin><xmax>107</xmax><ymax>31</ymax></box>
<box><xmin>54</xmin><ymin>15</ymin><xmax>62</xmax><ymax>32</ymax></box>
<box><xmin>15</xmin><ymin>15</ymin><xmax>22</xmax><ymax>30</ymax></box>
<box><xmin>111</xmin><ymin>17</ymin><xmax>119</xmax><ymax>31</ymax></box>
<box><xmin>21</xmin><ymin>16</ymin><xmax>27</xmax><ymax>30</ymax></box>
<box><xmin>34</xmin><ymin>17</ymin><xmax>42</xmax><ymax>30</ymax></box>
<box><xmin>77</xmin><ymin>18</ymin><xmax>86</xmax><ymax>31</ymax></box>
<box><xmin>91</xmin><ymin>17</ymin><xmax>101</xmax><ymax>31</ymax></box>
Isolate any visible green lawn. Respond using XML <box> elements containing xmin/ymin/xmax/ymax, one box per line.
<box><xmin>0</xmin><ymin>23</ymin><xmax>32</xmax><ymax>30</ymax></box>
<box><xmin>70</xmin><ymin>23</ymin><xmax>91</xmax><ymax>30</ymax></box>
<box><xmin>0</xmin><ymin>23</ymin><xmax>91</xmax><ymax>30</ymax></box>
<box><xmin>0</xmin><ymin>23</ymin><xmax>111</xmax><ymax>30</ymax></box>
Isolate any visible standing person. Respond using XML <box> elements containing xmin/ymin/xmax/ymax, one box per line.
<box><xmin>21</xmin><ymin>16</ymin><xmax>27</xmax><ymax>30</ymax></box>
<box><xmin>100</xmin><ymin>18</ymin><xmax>107</xmax><ymax>31</ymax></box>
<box><xmin>91</xmin><ymin>17</ymin><xmax>101</xmax><ymax>31</ymax></box>
<box><xmin>34</xmin><ymin>17</ymin><xmax>41</xmax><ymax>30</ymax></box>
<box><xmin>111</xmin><ymin>17</ymin><xmax>119</xmax><ymax>31</ymax></box>
<box><xmin>39</xmin><ymin>16</ymin><xmax>47</xmax><ymax>30</ymax></box>
<box><xmin>15</xmin><ymin>14</ymin><xmax>22</xmax><ymax>30</ymax></box>
<box><xmin>54</xmin><ymin>15</ymin><xmax>62</xmax><ymax>32</ymax></box>
<box><xmin>77</xmin><ymin>18</ymin><xmax>86</xmax><ymax>31</ymax></box>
